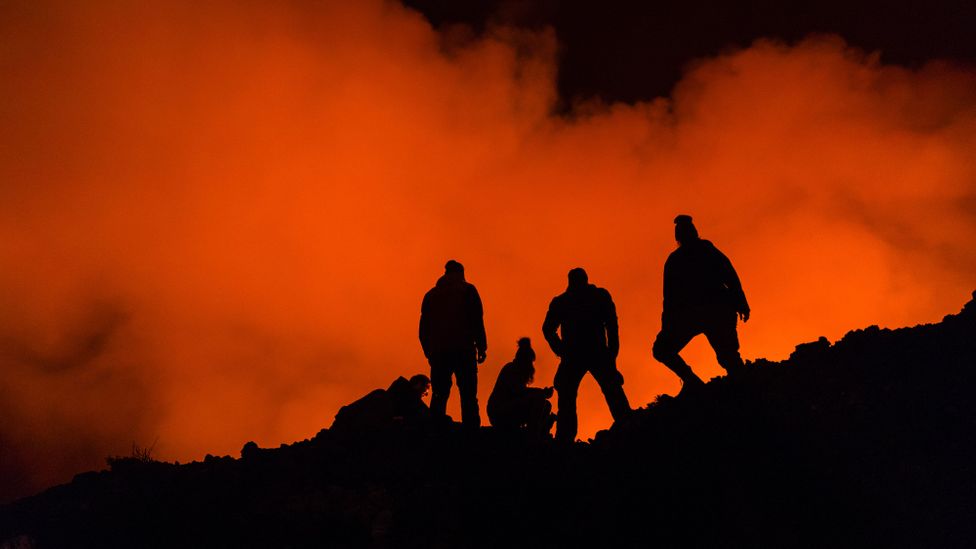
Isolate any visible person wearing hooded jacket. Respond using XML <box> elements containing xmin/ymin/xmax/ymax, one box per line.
<box><xmin>543</xmin><ymin>268</ymin><xmax>632</xmax><ymax>443</ymax></box>
<box><xmin>652</xmin><ymin>215</ymin><xmax>750</xmax><ymax>393</ymax></box>
<box><xmin>420</xmin><ymin>260</ymin><xmax>487</xmax><ymax>427</ymax></box>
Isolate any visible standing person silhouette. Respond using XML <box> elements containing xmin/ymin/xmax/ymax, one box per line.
<box><xmin>652</xmin><ymin>215</ymin><xmax>750</xmax><ymax>393</ymax></box>
<box><xmin>420</xmin><ymin>260</ymin><xmax>487</xmax><ymax>427</ymax></box>
<box><xmin>543</xmin><ymin>268</ymin><xmax>631</xmax><ymax>443</ymax></box>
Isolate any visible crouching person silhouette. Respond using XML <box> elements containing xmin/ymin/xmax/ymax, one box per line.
<box><xmin>487</xmin><ymin>338</ymin><xmax>556</xmax><ymax>435</ymax></box>
<box><xmin>420</xmin><ymin>260</ymin><xmax>487</xmax><ymax>428</ymax></box>
<box><xmin>543</xmin><ymin>268</ymin><xmax>632</xmax><ymax>443</ymax></box>
<box><xmin>331</xmin><ymin>374</ymin><xmax>431</xmax><ymax>433</ymax></box>
<box><xmin>388</xmin><ymin>374</ymin><xmax>431</xmax><ymax>422</ymax></box>
<box><xmin>652</xmin><ymin>215</ymin><xmax>750</xmax><ymax>394</ymax></box>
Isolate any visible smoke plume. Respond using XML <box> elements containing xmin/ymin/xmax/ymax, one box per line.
<box><xmin>1</xmin><ymin>1</ymin><xmax>974</xmax><ymax>500</ymax></box>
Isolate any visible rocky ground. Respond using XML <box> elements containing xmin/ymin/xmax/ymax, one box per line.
<box><xmin>2</xmin><ymin>293</ymin><xmax>974</xmax><ymax>548</ymax></box>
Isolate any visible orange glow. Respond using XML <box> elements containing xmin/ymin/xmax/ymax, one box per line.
<box><xmin>1</xmin><ymin>1</ymin><xmax>974</xmax><ymax>499</ymax></box>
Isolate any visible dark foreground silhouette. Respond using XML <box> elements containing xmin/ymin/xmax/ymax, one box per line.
<box><xmin>330</xmin><ymin>374</ymin><xmax>430</xmax><ymax>433</ymax></box>
<box><xmin>2</xmin><ymin>293</ymin><xmax>975</xmax><ymax>548</ymax></box>
<box><xmin>543</xmin><ymin>268</ymin><xmax>631</xmax><ymax>442</ymax></box>
<box><xmin>654</xmin><ymin>214</ymin><xmax>750</xmax><ymax>391</ymax></box>
<box><xmin>420</xmin><ymin>260</ymin><xmax>487</xmax><ymax>428</ymax></box>
<box><xmin>487</xmin><ymin>338</ymin><xmax>555</xmax><ymax>434</ymax></box>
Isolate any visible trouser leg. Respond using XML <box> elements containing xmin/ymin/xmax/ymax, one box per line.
<box><xmin>454</xmin><ymin>354</ymin><xmax>481</xmax><ymax>428</ymax></box>
<box><xmin>553</xmin><ymin>362</ymin><xmax>586</xmax><ymax>443</ymax></box>
<box><xmin>590</xmin><ymin>359</ymin><xmax>632</xmax><ymax>422</ymax></box>
<box><xmin>704</xmin><ymin>310</ymin><xmax>744</xmax><ymax>376</ymax></box>
<box><xmin>428</xmin><ymin>356</ymin><xmax>453</xmax><ymax>418</ymax></box>
<box><xmin>652</xmin><ymin>325</ymin><xmax>703</xmax><ymax>385</ymax></box>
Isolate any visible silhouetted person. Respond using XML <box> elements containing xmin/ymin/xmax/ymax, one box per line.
<box><xmin>543</xmin><ymin>268</ymin><xmax>631</xmax><ymax>443</ymax></box>
<box><xmin>487</xmin><ymin>338</ymin><xmax>556</xmax><ymax>435</ymax></box>
<box><xmin>652</xmin><ymin>215</ymin><xmax>750</xmax><ymax>392</ymax></box>
<box><xmin>420</xmin><ymin>260</ymin><xmax>487</xmax><ymax>427</ymax></box>
<box><xmin>331</xmin><ymin>374</ymin><xmax>431</xmax><ymax>432</ymax></box>
<box><xmin>388</xmin><ymin>374</ymin><xmax>431</xmax><ymax>420</ymax></box>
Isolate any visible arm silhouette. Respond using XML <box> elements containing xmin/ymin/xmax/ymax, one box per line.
<box><xmin>602</xmin><ymin>289</ymin><xmax>620</xmax><ymax>359</ymax></box>
<box><xmin>716</xmin><ymin>250</ymin><xmax>749</xmax><ymax>322</ymax></box>
<box><xmin>470</xmin><ymin>286</ymin><xmax>487</xmax><ymax>363</ymax></box>
<box><xmin>542</xmin><ymin>300</ymin><xmax>563</xmax><ymax>357</ymax></box>
<box><xmin>419</xmin><ymin>292</ymin><xmax>432</xmax><ymax>358</ymax></box>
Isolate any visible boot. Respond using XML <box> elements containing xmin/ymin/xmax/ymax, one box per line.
<box><xmin>677</xmin><ymin>374</ymin><xmax>705</xmax><ymax>397</ymax></box>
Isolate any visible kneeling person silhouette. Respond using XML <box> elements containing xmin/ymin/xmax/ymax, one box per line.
<box><xmin>487</xmin><ymin>338</ymin><xmax>555</xmax><ymax>435</ymax></box>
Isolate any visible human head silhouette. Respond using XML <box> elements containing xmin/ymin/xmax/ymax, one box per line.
<box><xmin>442</xmin><ymin>259</ymin><xmax>466</xmax><ymax>281</ymax></box>
<box><xmin>674</xmin><ymin>215</ymin><xmax>699</xmax><ymax>246</ymax></box>
<box><xmin>514</xmin><ymin>337</ymin><xmax>536</xmax><ymax>363</ymax></box>
<box><xmin>409</xmin><ymin>374</ymin><xmax>430</xmax><ymax>399</ymax></box>
<box><xmin>444</xmin><ymin>259</ymin><xmax>464</xmax><ymax>274</ymax></box>
<box><xmin>513</xmin><ymin>337</ymin><xmax>536</xmax><ymax>385</ymax></box>
<box><xmin>567</xmin><ymin>267</ymin><xmax>588</xmax><ymax>290</ymax></box>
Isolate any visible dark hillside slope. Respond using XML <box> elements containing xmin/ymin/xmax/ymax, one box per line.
<box><xmin>594</xmin><ymin>293</ymin><xmax>976</xmax><ymax>547</ymax></box>
<box><xmin>2</xmin><ymin>293</ymin><xmax>974</xmax><ymax>548</ymax></box>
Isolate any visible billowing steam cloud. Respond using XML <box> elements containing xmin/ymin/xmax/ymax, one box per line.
<box><xmin>1</xmin><ymin>1</ymin><xmax>974</xmax><ymax>501</ymax></box>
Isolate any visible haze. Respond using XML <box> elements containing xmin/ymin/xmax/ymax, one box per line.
<box><xmin>1</xmin><ymin>1</ymin><xmax>974</xmax><ymax>501</ymax></box>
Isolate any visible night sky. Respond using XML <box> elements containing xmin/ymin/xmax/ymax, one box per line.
<box><xmin>1</xmin><ymin>0</ymin><xmax>974</xmax><ymax>503</ymax></box>
<box><xmin>405</xmin><ymin>0</ymin><xmax>976</xmax><ymax>105</ymax></box>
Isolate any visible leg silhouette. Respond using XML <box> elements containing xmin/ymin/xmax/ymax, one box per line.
<box><xmin>590</xmin><ymin>360</ymin><xmax>631</xmax><ymax>421</ymax></box>
<box><xmin>703</xmin><ymin>310</ymin><xmax>744</xmax><ymax>376</ymax></box>
<box><xmin>455</xmin><ymin>356</ymin><xmax>480</xmax><ymax>427</ymax></box>
<box><xmin>428</xmin><ymin>355</ymin><xmax>453</xmax><ymax>418</ymax></box>
<box><xmin>652</xmin><ymin>327</ymin><xmax>705</xmax><ymax>387</ymax></box>
<box><xmin>553</xmin><ymin>362</ymin><xmax>586</xmax><ymax>443</ymax></box>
